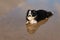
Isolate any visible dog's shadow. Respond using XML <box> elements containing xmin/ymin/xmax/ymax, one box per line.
<box><xmin>26</xmin><ymin>18</ymin><xmax>48</xmax><ymax>34</ymax></box>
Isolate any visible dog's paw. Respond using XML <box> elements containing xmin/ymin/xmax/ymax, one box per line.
<box><xmin>26</xmin><ymin>21</ymin><xmax>29</xmax><ymax>24</ymax></box>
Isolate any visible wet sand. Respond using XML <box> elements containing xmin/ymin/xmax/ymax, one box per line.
<box><xmin>26</xmin><ymin>18</ymin><xmax>48</xmax><ymax>34</ymax></box>
<box><xmin>0</xmin><ymin>0</ymin><xmax>60</xmax><ymax>40</ymax></box>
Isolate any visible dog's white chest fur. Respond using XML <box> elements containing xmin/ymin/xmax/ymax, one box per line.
<box><xmin>27</xmin><ymin>17</ymin><xmax>37</xmax><ymax>24</ymax></box>
<box><xmin>30</xmin><ymin>20</ymin><xmax>37</xmax><ymax>24</ymax></box>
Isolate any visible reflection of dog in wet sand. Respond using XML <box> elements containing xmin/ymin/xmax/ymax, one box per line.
<box><xmin>26</xmin><ymin>9</ymin><xmax>53</xmax><ymax>24</ymax></box>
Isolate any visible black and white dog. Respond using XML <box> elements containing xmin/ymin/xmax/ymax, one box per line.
<box><xmin>26</xmin><ymin>9</ymin><xmax>53</xmax><ymax>24</ymax></box>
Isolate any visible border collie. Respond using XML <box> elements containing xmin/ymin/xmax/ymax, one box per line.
<box><xmin>26</xmin><ymin>9</ymin><xmax>53</xmax><ymax>24</ymax></box>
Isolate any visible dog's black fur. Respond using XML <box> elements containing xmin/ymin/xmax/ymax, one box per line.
<box><xmin>26</xmin><ymin>9</ymin><xmax>53</xmax><ymax>23</ymax></box>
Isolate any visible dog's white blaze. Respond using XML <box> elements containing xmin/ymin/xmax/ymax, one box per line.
<box><xmin>28</xmin><ymin>11</ymin><xmax>32</xmax><ymax>17</ymax></box>
<box><xmin>29</xmin><ymin>11</ymin><xmax>31</xmax><ymax>15</ymax></box>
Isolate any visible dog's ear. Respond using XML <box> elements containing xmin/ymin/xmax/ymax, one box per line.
<box><xmin>26</xmin><ymin>9</ymin><xmax>31</xmax><ymax>15</ymax></box>
<box><xmin>27</xmin><ymin>10</ymin><xmax>30</xmax><ymax>13</ymax></box>
<box><xmin>32</xmin><ymin>10</ymin><xmax>36</xmax><ymax>13</ymax></box>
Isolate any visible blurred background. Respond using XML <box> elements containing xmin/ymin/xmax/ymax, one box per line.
<box><xmin>0</xmin><ymin>0</ymin><xmax>60</xmax><ymax>40</ymax></box>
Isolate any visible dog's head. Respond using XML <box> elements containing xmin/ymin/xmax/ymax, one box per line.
<box><xmin>27</xmin><ymin>10</ymin><xmax>37</xmax><ymax>21</ymax></box>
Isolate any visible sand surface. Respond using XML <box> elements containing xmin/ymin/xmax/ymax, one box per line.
<box><xmin>0</xmin><ymin>0</ymin><xmax>60</xmax><ymax>40</ymax></box>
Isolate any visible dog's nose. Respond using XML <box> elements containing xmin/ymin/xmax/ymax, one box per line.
<box><xmin>28</xmin><ymin>15</ymin><xmax>31</xmax><ymax>17</ymax></box>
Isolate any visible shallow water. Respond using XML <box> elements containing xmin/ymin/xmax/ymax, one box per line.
<box><xmin>0</xmin><ymin>0</ymin><xmax>60</xmax><ymax>40</ymax></box>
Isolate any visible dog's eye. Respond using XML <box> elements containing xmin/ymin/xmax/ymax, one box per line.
<box><xmin>32</xmin><ymin>12</ymin><xmax>36</xmax><ymax>15</ymax></box>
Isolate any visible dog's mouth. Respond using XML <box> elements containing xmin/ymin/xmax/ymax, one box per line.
<box><xmin>27</xmin><ymin>17</ymin><xmax>35</xmax><ymax>21</ymax></box>
<box><xmin>27</xmin><ymin>15</ymin><xmax>37</xmax><ymax>21</ymax></box>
